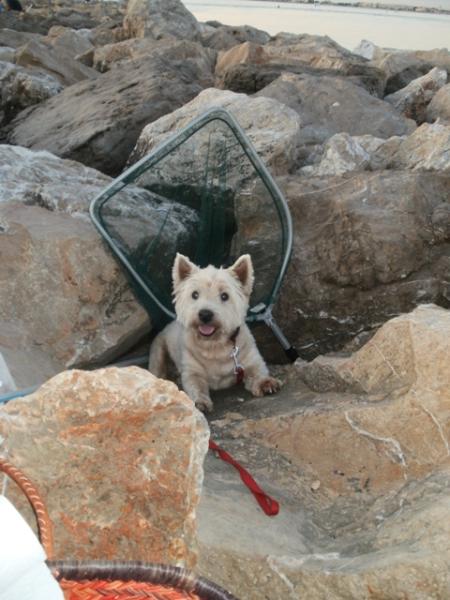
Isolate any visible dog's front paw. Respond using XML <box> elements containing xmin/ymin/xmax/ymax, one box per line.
<box><xmin>251</xmin><ymin>377</ymin><xmax>282</xmax><ymax>397</ymax></box>
<box><xmin>195</xmin><ymin>395</ymin><xmax>214</xmax><ymax>413</ymax></box>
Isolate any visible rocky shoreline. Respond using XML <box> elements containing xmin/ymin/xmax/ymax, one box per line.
<box><xmin>1</xmin><ymin>1</ymin><xmax>450</xmax><ymax>599</ymax></box>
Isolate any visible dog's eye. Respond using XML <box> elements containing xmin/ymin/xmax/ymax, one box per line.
<box><xmin>192</xmin><ymin>291</ymin><xmax>199</xmax><ymax>300</ymax></box>
<box><xmin>220</xmin><ymin>292</ymin><xmax>229</xmax><ymax>302</ymax></box>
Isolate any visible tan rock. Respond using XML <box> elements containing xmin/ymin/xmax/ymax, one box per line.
<box><xmin>215</xmin><ymin>41</ymin><xmax>268</xmax><ymax>77</ymax></box>
<box><xmin>196</xmin><ymin>305</ymin><xmax>450</xmax><ymax>599</ymax></box>
<box><xmin>129</xmin><ymin>87</ymin><xmax>302</xmax><ymax>176</ymax></box>
<box><xmin>392</xmin><ymin>122</ymin><xmax>450</xmax><ymax>171</ymax></box>
<box><xmin>384</xmin><ymin>67</ymin><xmax>447</xmax><ymax>123</ymax></box>
<box><xmin>0</xmin><ymin>367</ymin><xmax>209</xmax><ymax>568</ymax></box>
<box><xmin>123</xmin><ymin>0</ymin><xmax>201</xmax><ymax>41</ymax></box>
<box><xmin>426</xmin><ymin>82</ymin><xmax>450</xmax><ymax>123</ymax></box>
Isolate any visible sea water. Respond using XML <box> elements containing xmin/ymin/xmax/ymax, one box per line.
<box><xmin>183</xmin><ymin>0</ymin><xmax>450</xmax><ymax>51</ymax></box>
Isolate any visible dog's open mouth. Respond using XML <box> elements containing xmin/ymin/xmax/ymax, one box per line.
<box><xmin>198</xmin><ymin>324</ymin><xmax>216</xmax><ymax>337</ymax></box>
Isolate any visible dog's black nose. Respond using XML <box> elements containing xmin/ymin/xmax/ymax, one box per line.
<box><xmin>199</xmin><ymin>309</ymin><xmax>214</xmax><ymax>323</ymax></box>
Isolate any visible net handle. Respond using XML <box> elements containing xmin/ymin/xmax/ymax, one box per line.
<box><xmin>0</xmin><ymin>458</ymin><xmax>55</xmax><ymax>558</ymax></box>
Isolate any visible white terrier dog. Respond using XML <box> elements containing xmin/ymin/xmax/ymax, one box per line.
<box><xmin>148</xmin><ymin>253</ymin><xmax>281</xmax><ymax>412</ymax></box>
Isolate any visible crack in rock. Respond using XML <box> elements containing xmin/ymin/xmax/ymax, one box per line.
<box><xmin>345</xmin><ymin>411</ymin><xmax>407</xmax><ymax>474</ymax></box>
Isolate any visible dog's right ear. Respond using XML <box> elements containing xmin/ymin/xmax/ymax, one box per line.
<box><xmin>172</xmin><ymin>253</ymin><xmax>198</xmax><ymax>287</ymax></box>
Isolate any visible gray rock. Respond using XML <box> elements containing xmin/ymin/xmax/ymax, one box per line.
<box><xmin>301</xmin><ymin>133</ymin><xmax>406</xmax><ymax>176</ymax></box>
<box><xmin>384</xmin><ymin>67</ymin><xmax>447</xmax><ymax>124</ymax></box>
<box><xmin>45</xmin><ymin>25</ymin><xmax>94</xmax><ymax>58</ymax></box>
<box><xmin>14</xmin><ymin>38</ymin><xmax>98</xmax><ymax>86</ymax></box>
<box><xmin>129</xmin><ymin>87</ymin><xmax>302</xmax><ymax>176</ymax></box>
<box><xmin>0</xmin><ymin>61</ymin><xmax>62</xmax><ymax>126</ymax></box>
<box><xmin>361</xmin><ymin>43</ymin><xmax>450</xmax><ymax>94</ymax></box>
<box><xmin>426</xmin><ymin>82</ymin><xmax>450</xmax><ymax>123</ymax></box>
<box><xmin>123</xmin><ymin>0</ymin><xmax>201</xmax><ymax>41</ymax></box>
<box><xmin>257</xmin><ymin>73</ymin><xmax>416</xmax><ymax>162</ymax></box>
<box><xmin>0</xmin><ymin>27</ymin><xmax>43</xmax><ymax>49</ymax></box>
<box><xmin>92</xmin><ymin>37</ymin><xmax>216</xmax><ymax>78</ymax></box>
<box><xmin>272</xmin><ymin>170</ymin><xmax>450</xmax><ymax>358</ymax></box>
<box><xmin>0</xmin><ymin>46</ymin><xmax>15</xmax><ymax>62</ymax></box>
<box><xmin>7</xmin><ymin>47</ymin><xmax>212</xmax><ymax>176</ymax></box>
<box><xmin>0</xmin><ymin>144</ymin><xmax>151</xmax><ymax>383</ymax></box>
<box><xmin>201</xmin><ymin>22</ymin><xmax>270</xmax><ymax>51</ymax></box>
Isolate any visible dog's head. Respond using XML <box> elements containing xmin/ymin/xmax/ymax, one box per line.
<box><xmin>172</xmin><ymin>253</ymin><xmax>254</xmax><ymax>340</ymax></box>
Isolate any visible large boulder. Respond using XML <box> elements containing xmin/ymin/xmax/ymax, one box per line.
<box><xmin>129</xmin><ymin>87</ymin><xmax>303</xmax><ymax>175</ymax></box>
<box><xmin>0</xmin><ymin>144</ymin><xmax>152</xmax><ymax>387</ymax></box>
<box><xmin>0</xmin><ymin>61</ymin><xmax>62</xmax><ymax>126</ymax></box>
<box><xmin>355</xmin><ymin>41</ymin><xmax>450</xmax><ymax>94</ymax></box>
<box><xmin>123</xmin><ymin>0</ymin><xmax>201</xmax><ymax>41</ymax></box>
<box><xmin>426</xmin><ymin>82</ymin><xmax>450</xmax><ymax>122</ymax></box>
<box><xmin>272</xmin><ymin>170</ymin><xmax>450</xmax><ymax>357</ymax></box>
<box><xmin>45</xmin><ymin>25</ymin><xmax>94</xmax><ymax>58</ymax></box>
<box><xmin>197</xmin><ymin>305</ymin><xmax>450</xmax><ymax>600</ymax></box>
<box><xmin>14</xmin><ymin>38</ymin><xmax>98</xmax><ymax>86</ymax></box>
<box><xmin>302</xmin><ymin>123</ymin><xmax>450</xmax><ymax>176</ymax></box>
<box><xmin>0</xmin><ymin>367</ymin><xmax>209</xmax><ymax>568</ymax></box>
<box><xmin>256</xmin><ymin>72</ymin><xmax>416</xmax><ymax>162</ymax></box>
<box><xmin>7</xmin><ymin>46</ymin><xmax>212</xmax><ymax>176</ymax></box>
<box><xmin>215</xmin><ymin>37</ymin><xmax>385</xmax><ymax>96</ymax></box>
<box><xmin>0</xmin><ymin>28</ymin><xmax>43</xmax><ymax>49</ymax></box>
<box><xmin>264</xmin><ymin>33</ymin><xmax>385</xmax><ymax>95</ymax></box>
<box><xmin>91</xmin><ymin>37</ymin><xmax>216</xmax><ymax>77</ymax></box>
<box><xmin>391</xmin><ymin>122</ymin><xmax>450</xmax><ymax>172</ymax></box>
<box><xmin>299</xmin><ymin>132</ymin><xmax>404</xmax><ymax>176</ymax></box>
<box><xmin>384</xmin><ymin>67</ymin><xmax>447</xmax><ymax>124</ymax></box>
<box><xmin>200</xmin><ymin>22</ymin><xmax>270</xmax><ymax>51</ymax></box>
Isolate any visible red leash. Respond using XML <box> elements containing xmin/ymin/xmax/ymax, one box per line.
<box><xmin>208</xmin><ymin>439</ymin><xmax>280</xmax><ymax>516</ymax></box>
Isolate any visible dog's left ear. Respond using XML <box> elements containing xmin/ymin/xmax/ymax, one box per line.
<box><xmin>229</xmin><ymin>254</ymin><xmax>254</xmax><ymax>297</ymax></box>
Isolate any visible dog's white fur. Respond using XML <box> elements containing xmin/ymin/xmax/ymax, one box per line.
<box><xmin>148</xmin><ymin>253</ymin><xmax>281</xmax><ymax>412</ymax></box>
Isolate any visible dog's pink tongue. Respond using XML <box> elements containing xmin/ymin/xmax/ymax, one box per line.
<box><xmin>199</xmin><ymin>324</ymin><xmax>215</xmax><ymax>336</ymax></box>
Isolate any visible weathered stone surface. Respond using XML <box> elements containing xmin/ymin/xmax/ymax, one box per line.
<box><xmin>129</xmin><ymin>87</ymin><xmax>302</xmax><ymax>176</ymax></box>
<box><xmin>195</xmin><ymin>305</ymin><xmax>450</xmax><ymax>599</ymax></box>
<box><xmin>264</xmin><ymin>33</ymin><xmax>385</xmax><ymax>95</ymax></box>
<box><xmin>300</xmin><ymin>132</ymin><xmax>405</xmax><ymax>176</ymax></box>
<box><xmin>123</xmin><ymin>0</ymin><xmax>201</xmax><ymax>42</ymax></box>
<box><xmin>91</xmin><ymin>38</ymin><xmax>216</xmax><ymax>78</ymax></box>
<box><xmin>391</xmin><ymin>122</ymin><xmax>450</xmax><ymax>172</ymax></box>
<box><xmin>298</xmin><ymin>303</ymin><xmax>450</xmax><ymax>395</ymax></box>
<box><xmin>5</xmin><ymin>0</ymin><xmax>124</xmax><ymax>33</ymax></box>
<box><xmin>384</xmin><ymin>67</ymin><xmax>447</xmax><ymax>124</ymax></box>
<box><xmin>0</xmin><ymin>46</ymin><xmax>15</xmax><ymax>62</ymax></box>
<box><xmin>0</xmin><ymin>144</ymin><xmax>151</xmax><ymax>385</ymax></box>
<box><xmin>0</xmin><ymin>367</ymin><xmax>209</xmax><ymax>568</ymax></box>
<box><xmin>0</xmin><ymin>61</ymin><xmax>62</xmax><ymax>126</ymax></box>
<box><xmin>426</xmin><ymin>82</ymin><xmax>450</xmax><ymax>123</ymax></box>
<box><xmin>45</xmin><ymin>25</ymin><xmax>94</xmax><ymax>58</ymax></box>
<box><xmin>272</xmin><ymin>170</ymin><xmax>450</xmax><ymax>357</ymax></box>
<box><xmin>355</xmin><ymin>42</ymin><xmax>450</xmax><ymax>94</ymax></box>
<box><xmin>256</xmin><ymin>72</ymin><xmax>415</xmax><ymax>163</ymax></box>
<box><xmin>201</xmin><ymin>22</ymin><xmax>270</xmax><ymax>51</ymax></box>
<box><xmin>215</xmin><ymin>37</ymin><xmax>385</xmax><ymax>96</ymax></box>
<box><xmin>0</xmin><ymin>27</ymin><xmax>43</xmax><ymax>49</ymax></box>
<box><xmin>7</xmin><ymin>49</ymin><xmax>210</xmax><ymax>176</ymax></box>
<box><xmin>14</xmin><ymin>38</ymin><xmax>98</xmax><ymax>86</ymax></box>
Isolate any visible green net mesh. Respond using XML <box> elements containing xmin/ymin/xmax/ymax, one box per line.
<box><xmin>90</xmin><ymin>109</ymin><xmax>292</xmax><ymax>330</ymax></box>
